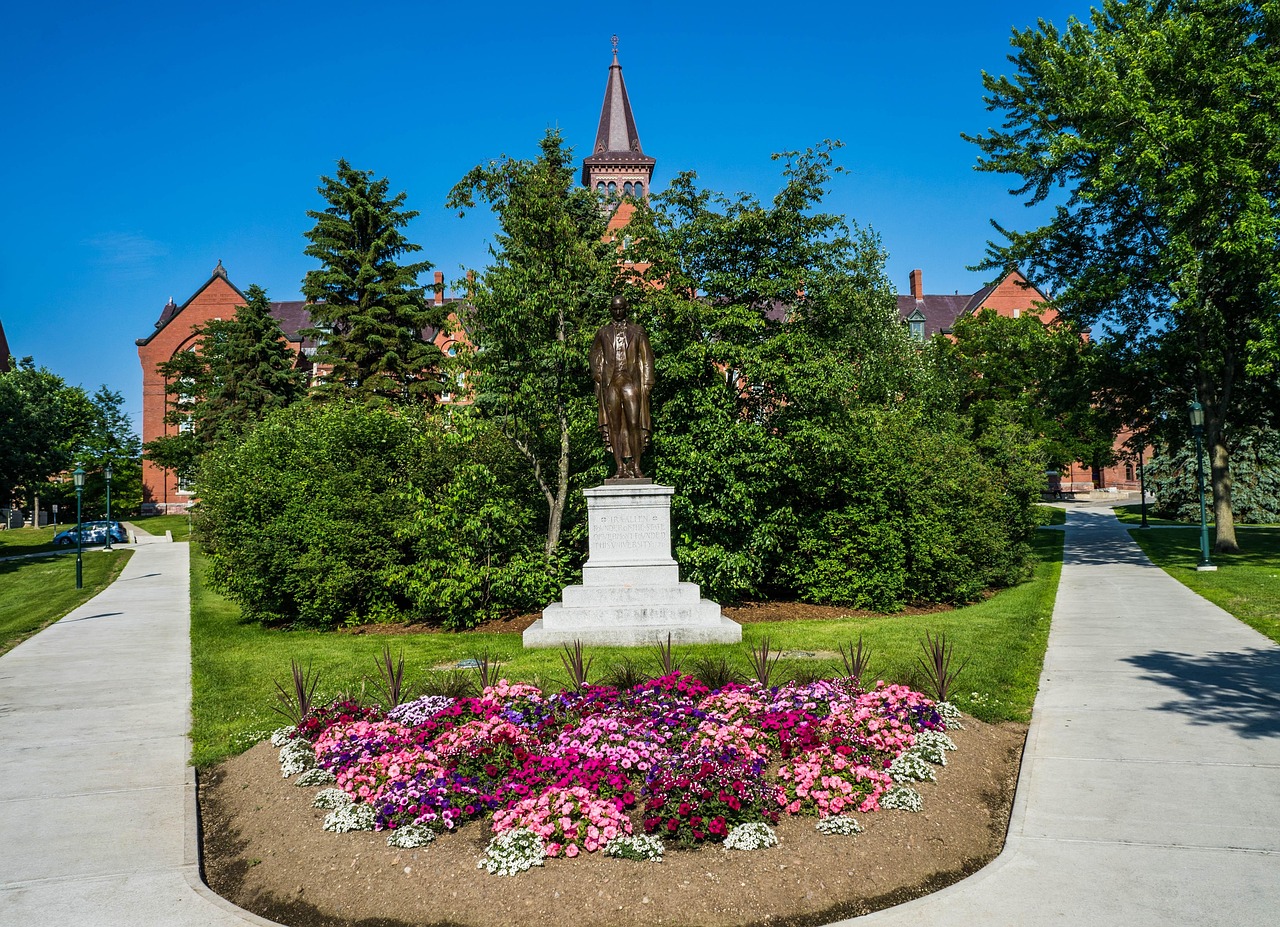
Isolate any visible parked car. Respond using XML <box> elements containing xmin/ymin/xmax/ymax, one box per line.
<box><xmin>53</xmin><ymin>521</ymin><xmax>127</xmax><ymax>546</ymax></box>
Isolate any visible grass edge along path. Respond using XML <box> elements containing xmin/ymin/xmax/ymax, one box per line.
<box><xmin>0</xmin><ymin>549</ymin><xmax>134</xmax><ymax>656</ymax></box>
<box><xmin>191</xmin><ymin>531</ymin><xmax>1064</xmax><ymax>768</ymax></box>
<box><xmin>1130</xmin><ymin>526</ymin><xmax>1280</xmax><ymax>646</ymax></box>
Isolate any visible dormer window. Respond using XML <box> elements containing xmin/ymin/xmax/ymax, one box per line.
<box><xmin>906</xmin><ymin>308</ymin><xmax>927</xmax><ymax>341</ymax></box>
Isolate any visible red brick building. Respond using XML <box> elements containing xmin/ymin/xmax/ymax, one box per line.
<box><xmin>135</xmin><ymin>263</ymin><xmax>463</xmax><ymax>513</ymax></box>
<box><xmin>896</xmin><ymin>267</ymin><xmax>1141</xmax><ymax>494</ymax></box>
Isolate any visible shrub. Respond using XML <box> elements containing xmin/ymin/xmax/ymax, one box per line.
<box><xmin>196</xmin><ymin>403</ymin><xmax>557</xmax><ymax>629</ymax></box>
<box><xmin>1147</xmin><ymin>428</ymin><xmax>1280</xmax><ymax>524</ymax></box>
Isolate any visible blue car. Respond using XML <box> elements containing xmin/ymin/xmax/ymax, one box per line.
<box><xmin>53</xmin><ymin>520</ymin><xmax>127</xmax><ymax>546</ymax></box>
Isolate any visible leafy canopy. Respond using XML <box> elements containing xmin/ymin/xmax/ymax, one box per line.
<box><xmin>966</xmin><ymin>0</ymin><xmax>1280</xmax><ymax>546</ymax></box>
<box><xmin>447</xmin><ymin>129</ymin><xmax>615</xmax><ymax>558</ymax></box>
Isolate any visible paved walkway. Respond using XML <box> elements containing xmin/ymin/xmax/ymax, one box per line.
<box><xmin>1</xmin><ymin>506</ymin><xmax>1277</xmax><ymax>926</ymax></box>
<box><xmin>845</xmin><ymin>503</ymin><xmax>1280</xmax><ymax>926</ymax></box>
<box><xmin>0</xmin><ymin>543</ymin><xmax>267</xmax><ymax>926</ymax></box>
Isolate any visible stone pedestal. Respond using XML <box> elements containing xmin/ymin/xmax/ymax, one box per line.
<box><xmin>523</xmin><ymin>482</ymin><xmax>741</xmax><ymax>647</ymax></box>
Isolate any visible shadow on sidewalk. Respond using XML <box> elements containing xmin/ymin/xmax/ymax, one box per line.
<box><xmin>1123</xmin><ymin>648</ymin><xmax>1280</xmax><ymax>740</ymax></box>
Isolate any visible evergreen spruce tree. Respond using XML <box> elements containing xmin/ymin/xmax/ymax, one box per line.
<box><xmin>301</xmin><ymin>159</ymin><xmax>444</xmax><ymax>404</ymax></box>
<box><xmin>201</xmin><ymin>285</ymin><xmax>308</xmax><ymax>442</ymax></box>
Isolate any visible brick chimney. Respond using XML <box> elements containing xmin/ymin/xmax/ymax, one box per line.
<box><xmin>909</xmin><ymin>268</ymin><xmax>923</xmax><ymax>300</ymax></box>
<box><xmin>434</xmin><ymin>271</ymin><xmax>445</xmax><ymax>306</ymax></box>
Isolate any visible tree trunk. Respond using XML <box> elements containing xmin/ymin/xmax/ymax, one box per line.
<box><xmin>1209</xmin><ymin>433</ymin><xmax>1240</xmax><ymax>553</ymax></box>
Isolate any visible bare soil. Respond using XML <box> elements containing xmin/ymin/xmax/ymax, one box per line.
<box><xmin>198</xmin><ymin>717</ymin><xmax>1026</xmax><ymax>927</ymax></box>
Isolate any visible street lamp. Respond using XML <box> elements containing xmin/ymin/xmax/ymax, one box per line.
<box><xmin>1188</xmin><ymin>399</ymin><xmax>1216</xmax><ymax>572</ymax></box>
<box><xmin>103</xmin><ymin>464</ymin><xmax>113</xmax><ymax>551</ymax></box>
<box><xmin>73</xmin><ymin>467</ymin><xmax>85</xmax><ymax>590</ymax></box>
<box><xmin>1137</xmin><ymin>446</ymin><xmax>1149</xmax><ymax>529</ymax></box>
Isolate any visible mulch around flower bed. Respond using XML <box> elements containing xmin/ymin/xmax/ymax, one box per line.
<box><xmin>198</xmin><ymin>716</ymin><xmax>1026</xmax><ymax>927</ymax></box>
<box><xmin>338</xmin><ymin>600</ymin><xmax>956</xmax><ymax>637</ymax></box>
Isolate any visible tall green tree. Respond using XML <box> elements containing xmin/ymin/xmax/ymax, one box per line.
<box><xmin>302</xmin><ymin>159</ymin><xmax>445</xmax><ymax>404</ymax></box>
<box><xmin>447</xmin><ymin>129</ymin><xmax>614</xmax><ymax>559</ymax></box>
<box><xmin>0</xmin><ymin>359</ymin><xmax>94</xmax><ymax>512</ymax></box>
<box><xmin>967</xmin><ymin>0</ymin><xmax>1280</xmax><ymax>551</ymax></box>
<box><xmin>620</xmin><ymin>143</ymin><xmax>1039</xmax><ymax>605</ymax></box>
<box><xmin>77</xmin><ymin>387</ymin><xmax>143</xmax><ymax>517</ymax></box>
<box><xmin>143</xmin><ymin>284</ymin><xmax>306</xmax><ymax>485</ymax></box>
<box><xmin>945</xmin><ymin>310</ymin><xmax>1115</xmax><ymax>471</ymax></box>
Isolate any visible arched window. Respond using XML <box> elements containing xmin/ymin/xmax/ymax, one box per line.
<box><xmin>597</xmin><ymin>181</ymin><xmax>605</xmax><ymax>192</ymax></box>
<box><xmin>633</xmin><ymin>182</ymin><xmax>643</xmax><ymax>198</ymax></box>
<box><xmin>607</xmin><ymin>181</ymin><xmax>617</xmax><ymax>195</ymax></box>
<box><xmin>624</xmin><ymin>182</ymin><xmax>633</xmax><ymax>197</ymax></box>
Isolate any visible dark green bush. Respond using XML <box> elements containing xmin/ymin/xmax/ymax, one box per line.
<box><xmin>1147</xmin><ymin>428</ymin><xmax>1280</xmax><ymax>524</ymax></box>
<box><xmin>195</xmin><ymin>402</ymin><xmax>556</xmax><ymax>629</ymax></box>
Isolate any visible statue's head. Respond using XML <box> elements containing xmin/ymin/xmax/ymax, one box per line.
<box><xmin>610</xmin><ymin>294</ymin><xmax>629</xmax><ymax>321</ymax></box>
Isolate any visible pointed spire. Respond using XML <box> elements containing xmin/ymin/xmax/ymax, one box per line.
<box><xmin>212</xmin><ymin>259</ymin><xmax>227</xmax><ymax>279</ymax></box>
<box><xmin>582</xmin><ymin>37</ymin><xmax>655</xmax><ymax>188</ymax></box>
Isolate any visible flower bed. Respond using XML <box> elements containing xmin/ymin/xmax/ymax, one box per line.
<box><xmin>275</xmin><ymin>673</ymin><xmax>955</xmax><ymax>872</ymax></box>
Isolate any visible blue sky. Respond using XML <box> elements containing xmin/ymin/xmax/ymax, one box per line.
<box><xmin>1</xmin><ymin>0</ymin><xmax>1088</xmax><ymax>432</ymax></box>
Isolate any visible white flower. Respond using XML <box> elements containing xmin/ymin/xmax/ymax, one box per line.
<box><xmin>269</xmin><ymin>727</ymin><xmax>297</xmax><ymax>748</ymax></box>
<box><xmin>880</xmin><ymin>785</ymin><xmax>923</xmax><ymax>813</ymax></box>
<box><xmin>323</xmin><ymin>801</ymin><xmax>375</xmax><ymax>833</ymax></box>
<box><xmin>312</xmin><ymin>788</ymin><xmax>351</xmax><ymax>810</ymax></box>
<box><xmin>722</xmin><ymin>822</ymin><xmax>778</xmax><ymax>852</ymax></box>
<box><xmin>816</xmin><ymin>815</ymin><xmax>863</xmax><ymax>836</ymax></box>
<box><xmin>935</xmin><ymin>701</ymin><xmax>963</xmax><ymax>729</ymax></box>
<box><xmin>478</xmin><ymin>828</ymin><xmax>546</xmax><ymax>876</ymax></box>
<box><xmin>295</xmin><ymin>766</ymin><xmax>336</xmax><ymax>787</ymax></box>
<box><xmin>279</xmin><ymin>738</ymin><xmax>315</xmax><ymax>778</ymax></box>
<box><xmin>387</xmin><ymin>824</ymin><xmax>436</xmax><ymax>849</ymax></box>
<box><xmin>912</xmin><ymin>730</ymin><xmax>957</xmax><ymax>766</ymax></box>
<box><xmin>888</xmin><ymin>750</ymin><xmax>937</xmax><ymax>782</ymax></box>
<box><xmin>604</xmin><ymin>834</ymin><xmax>664</xmax><ymax>862</ymax></box>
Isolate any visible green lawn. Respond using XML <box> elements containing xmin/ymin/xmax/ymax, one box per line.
<box><xmin>1130</xmin><ymin>527</ymin><xmax>1280</xmax><ymax>645</ymax></box>
<box><xmin>1113</xmin><ymin>503</ymin><xmax>1184</xmax><ymax>526</ymax></box>
<box><xmin>0</xmin><ymin>549</ymin><xmax>134</xmax><ymax>656</ymax></box>
<box><xmin>191</xmin><ymin>531</ymin><xmax>1064</xmax><ymax>767</ymax></box>
<box><xmin>1034</xmin><ymin>504</ymin><xmax>1066</xmax><ymax>526</ymax></box>
<box><xmin>0</xmin><ymin>525</ymin><xmax>64</xmax><ymax>557</ymax></box>
<box><xmin>129</xmin><ymin>514</ymin><xmax>194</xmax><ymax>542</ymax></box>
<box><xmin>1114</xmin><ymin>503</ymin><xmax>1279</xmax><ymax>528</ymax></box>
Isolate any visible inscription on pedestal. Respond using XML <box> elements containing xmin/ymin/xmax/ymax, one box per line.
<box><xmin>590</xmin><ymin>510</ymin><xmax>670</xmax><ymax>561</ymax></box>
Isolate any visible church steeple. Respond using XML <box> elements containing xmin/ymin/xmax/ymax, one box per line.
<box><xmin>582</xmin><ymin>36</ymin><xmax>655</xmax><ymax>198</ymax></box>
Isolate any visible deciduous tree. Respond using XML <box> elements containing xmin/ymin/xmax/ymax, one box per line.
<box><xmin>447</xmin><ymin>130</ymin><xmax>614</xmax><ymax>560</ymax></box>
<box><xmin>967</xmin><ymin>0</ymin><xmax>1280</xmax><ymax>550</ymax></box>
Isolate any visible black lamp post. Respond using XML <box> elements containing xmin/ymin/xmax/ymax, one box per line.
<box><xmin>73</xmin><ymin>467</ymin><xmax>85</xmax><ymax>589</ymax></box>
<box><xmin>1188</xmin><ymin>399</ymin><xmax>1216</xmax><ymax>571</ymax></box>
<box><xmin>103</xmin><ymin>464</ymin><xmax>113</xmax><ymax>551</ymax></box>
<box><xmin>1138</xmin><ymin>445</ymin><xmax>1149</xmax><ymax>529</ymax></box>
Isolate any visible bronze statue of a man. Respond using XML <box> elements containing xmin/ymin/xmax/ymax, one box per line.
<box><xmin>590</xmin><ymin>295</ymin><xmax>655</xmax><ymax>480</ymax></box>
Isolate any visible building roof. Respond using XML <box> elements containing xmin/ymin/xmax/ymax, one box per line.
<box><xmin>895</xmin><ymin>294</ymin><xmax>970</xmax><ymax>337</ymax></box>
<box><xmin>581</xmin><ymin>42</ymin><xmax>655</xmax><ymax>185</ymax></box>
<box><xmin>136</xmin><ymin>261</ymin><xmax>245</xmax><ymax>347</ymax></box>
<box><xmin>894</xmin><ymin>271</ymin><xmax>1037</xmax><ymax>337</ymax></box>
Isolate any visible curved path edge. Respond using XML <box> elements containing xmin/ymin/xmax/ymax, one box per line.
<box><xmin>4</xmin><ymin>506</ymin><xmax>1277</xmax><ymax>926</ymax></box>
<box><xmin>838</xmin><ymin>503</ymin><xmax>1280</xmax><ymax>926</ymax></box>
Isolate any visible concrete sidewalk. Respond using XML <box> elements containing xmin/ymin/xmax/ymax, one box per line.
<box><xmin>2</xmin><ymin>506</ymin><xmax>1277</xmax><ymax>926</ymax></box>
<box><xmin>844</xmin><ymin>504</ymin><xmax>1280</xmax><ymax>926</ymax></box>
<box><xmin>0</xmin><ymin>543</ymin><xmax>268</xmax><ymax>926</ymax></box>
